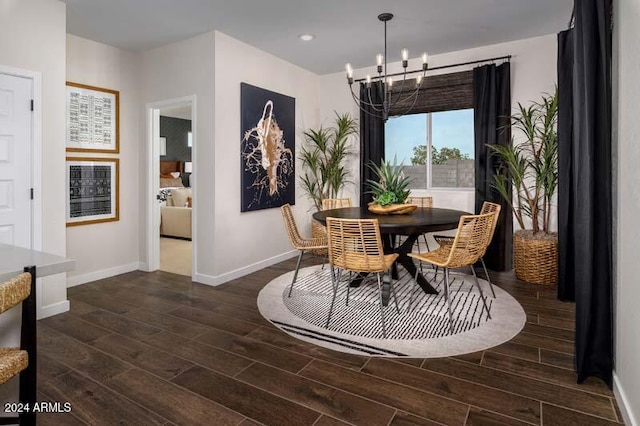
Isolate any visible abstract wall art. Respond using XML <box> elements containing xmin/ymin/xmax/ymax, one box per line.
<box><xmin>66</xmin><ymin>157</ymin><xmax>119</xmax><ymax>226</ymax></box>
<box><xmin>240</xmin><ymin>83</ymin><xmax>295</xmax><ymax>212</ymax></box>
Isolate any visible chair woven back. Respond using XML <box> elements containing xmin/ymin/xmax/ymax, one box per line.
<box><xmin>321</xmin><ymin>198</ymin><xmax>352</xmax><ymax>210</ymax></box>
<box><xmin>445</xmin><ymin>212</ymin><xmax>496</xmax><ymax>267</ymax></box>
<box><xmin>326</xmin><ymin>218</ymin><xmax>387</xmax><ymax>273</ymax></box>
<box><xmin>407</xmin><ymin>196</ymin><xmax>433</xmax><ymax>208</ymax></box>
<box><xmin>0</xmin><ymin>272</ymin><xmax>31</xmax><ymax>314</ymax></box>
<box><xmin>281</xmin><ymin>204</ymin><xmax>305</xmax><ymax>249</ymax></box>
<box><xmin>480</xmin><ymin>201</ymin><xmax>501</xmax><ymax>254</ymax></box>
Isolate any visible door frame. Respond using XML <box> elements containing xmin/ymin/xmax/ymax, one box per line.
<box><xmin>0</xmin><ymin>65</ymin><xmax>42</xmax><ymax>251</ymax></box>
<box><xmin>145</xmin><ymin>95</ymin><xmax>197</xmax><ymax>279</ymax></box>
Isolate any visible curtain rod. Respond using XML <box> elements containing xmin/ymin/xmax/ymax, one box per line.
<box><xmin>353</xmin><ymin>55</ymin><xmax>512</xmax><ymax>83</ymax></box>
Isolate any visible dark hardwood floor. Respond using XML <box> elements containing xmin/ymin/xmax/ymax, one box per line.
<box><xmin>36</xmin><ymin>256</ymin><xmax>624</xmax><ymax>425</ymax></box>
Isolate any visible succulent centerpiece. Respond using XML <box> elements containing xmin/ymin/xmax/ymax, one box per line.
<box><xmin>366</xmin><ymin>157</ymin><xmax>416</xmax><ymax>215</ymax></box>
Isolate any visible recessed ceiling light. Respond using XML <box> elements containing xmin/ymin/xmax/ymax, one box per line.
<box><xmin>299</xmin><ymin>34</ymin><xmax>315</xmax><ymax>42</ymax></box>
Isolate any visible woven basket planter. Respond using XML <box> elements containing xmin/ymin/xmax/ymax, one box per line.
<box><xmin>310</xmin><ymin>219</ymin><xmax>328</xmax><ymax>256</ymax></box>
<box><xmin>514</xmin><ymin>230</ymin><xmax>558</xmax><ymax>286</ymax></box>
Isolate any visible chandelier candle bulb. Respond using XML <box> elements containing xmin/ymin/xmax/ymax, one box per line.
<box><xmin>422</xmin><ymin>52</ymin><xmax>429</xmax><ymax>70</ymax></box>
<box><xmin>402</xmin><ymin>48</ymin><xmax>409</xmax><ymax>68</ymax></box>
<box><xmin>376</xmin><ymin>53</ymin><xmax>384</xmax><ymax>73</ymax></box>
<box><xmin>345</xmin><ymin>63</ymin><xmax>354</xmax><ymax>84</ymax></box>
<box><xmin>416</xmin><ymin>74</ymin><xmax>423</xmax><ymax>87</ymax></box>
<box><xmin>387</xmin><ymin>77</ymin><xmax>393</xmax><ymax>88</ymax></box>
<box><xmin>366</xmin><ymin>75</ymin><xmax>371</xmax><ymax>88</ymax></box>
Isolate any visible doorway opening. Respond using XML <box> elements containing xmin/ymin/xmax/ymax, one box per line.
<box><xmin>146</xmin><ymin>96</ymin><xmax>196</xmax><ymax>279</ymax></box>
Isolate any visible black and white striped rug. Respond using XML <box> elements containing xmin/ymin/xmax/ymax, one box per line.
<box><xmin>257</xmin><ymin>265</ymin><xmax>526</xmax><ymax>357</ymax></box>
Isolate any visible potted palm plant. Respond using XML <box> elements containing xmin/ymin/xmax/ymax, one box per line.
<box><xmin>489</xmin><ymin>90</ymin><xmax>558</xmax><ymax>285</ymax></box>
<box><xmin>299</xmin><ymin>112</ymin><xmax>358</xmax><ymax>211</ymax></box>
<box><xmin>366</xmin><ymin>156</ymin><xmax>416</xmax><ymax>214</ymax></box>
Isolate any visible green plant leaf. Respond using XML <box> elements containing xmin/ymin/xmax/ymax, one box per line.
<box><xmin>299</xmin><ymin>112</ymin><xmax>358</xmax><ymax>211</ymax></box>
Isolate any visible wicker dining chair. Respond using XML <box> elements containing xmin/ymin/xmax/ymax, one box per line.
<box><xmin>281</xmin><ymin>204</ymin><xmax>328</xmax><ymax>297</ymax></box>
<box><xmin>0</xmin><ymin>272</ymin><xmax>31</xmax><ymax>420</ymax></box>
<box><xmin>406</xmin><ymin>196</ymin><xmax>434</xmax><ymax>266</ymax></box>
<box><xmin>432</xmin><ymin>201</ymin><xmax>502</xmax><ymax>297</ymax></box>
<box><xmin>311</xmin><ymin>198</ymin><xmax>354</xmax><ymax>256</ymax></box>
<box><xmin>408</xmin><ymin>211</ymin><xmax>496</xmax><ymax>332</ymax></box>
<box><xmin>325</xmin><ymin>217</ymin><xmax>400</xmax><ymax>337</ymax></box>
<box><xmin>321</xmin><ymin>198</ymin><xmax>353</xmax><ymax>210</ymax></box>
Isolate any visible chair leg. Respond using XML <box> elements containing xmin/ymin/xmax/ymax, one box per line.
<box><xmin>287</xmin><ymin>250</ymin><xmax>305</xmax><ymax>297</ymax></box>
<box><xmin>388</xmin><ymin>269</ymin><xmax>401</xmax><ymax>314</ymax></box>
<box><xmin>422</xmin><ymin>234</ymin><xmax>431</xmax><ymax>252</ymax></box>
<box><xmin>470</xmin><ymin>266</ymin><xmax>492</xmax><ymax>319</ymax></box>
<box><xmin>376</xmin><ymin>273</ymin><xmax>387</xmax><ymax>338</ymax></box>
<box><xmin>410</xmin><ymin>265</ymin><xmax>420</xmax><ymax>311</ymax></box>
<box><xmin>444</xmin><ymin>268</ymin><xmax>454</xmax><ymax>333</ymax></box>
<box><xmin>344</xmin><ymin>269</ymin><xmax>351</xmax><ymax>306</ymax></box>
<box><xmin>325</xmin><ymin>266</ymin><xmax>339</xmax><ymax>328</ymax></box>
<box><xmin>480</xmin><ymin>258</ymin><xmax>496</xmax><ymax>298</ymax></box>
<box><xmin>321</xmin><ymin>252</ymin><xmax>327</xmax><ymax>269</ymax></box>
<box><xmin>416</xmin><ymin>237</ymin><xmax>423</xmax><ymax>272</ymax></box>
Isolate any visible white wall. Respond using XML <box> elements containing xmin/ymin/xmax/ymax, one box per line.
<box><xmin>65</xmin><ymin>34</ymin><xmax>141</xmax><ymax>285</ymax></box>
<box><xmin>613</xmin><ymin>0</ymin><xmax>640</xmax><ymax>423</ymax></box>
<box><xmin>319</xmin><ymin>34</ymin><xmax>558</xmax><ymax>219</ymax></box>
<box><xmin>139</xmin><ymin>32</ymin><xmax>216</xmax><ymax>277</ymax></box>
<box><xmin>210</xmin><ymin>31</ymin><xmax>320</xmax><ymax>282</ymax></box>
<box><xmin>0</xmin><ymin>0</ymin><xmax>66</xmax><ymax>406</ymax></box>
<box><xmin>0</xmin><ymin>0</ymin><xmax>67</xmax><ymax>314</ymax></box>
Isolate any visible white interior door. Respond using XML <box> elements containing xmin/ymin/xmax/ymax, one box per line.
<box><xmin>0</xmin><ymin>73</ymin><xmax>32</xmax><ymax>248</ymax></box>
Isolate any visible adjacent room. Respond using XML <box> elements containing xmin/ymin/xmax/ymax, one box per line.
<box><xmin>0</xmin><ymin>0</ymin><xmax>637</xmax><ymax>425</ymax></box>
<box><xmin>158</xmin><ymin>104</ymin><xmax>193</xmax><ymax>277</ymax></box>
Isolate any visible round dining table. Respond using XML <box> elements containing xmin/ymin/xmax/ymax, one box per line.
<box><xmin>312</xmin><ymin>206</ymin><xmax>470</xmax><ymax>302</ymax></box>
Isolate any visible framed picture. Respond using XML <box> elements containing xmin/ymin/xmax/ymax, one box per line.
<box><xmin>66</xmin><ymin>81</ymin><xmax>120</xmax><ymax>153</ymax></box>
<box><xmin>66</xmin><ymin>157</ymin><xmax>119</xmax><ymax>227</ymax></box>
<box><xmin>240</xmin><ymin>83</ymin><xmax>295</xmax><ymax>212</ymax></box>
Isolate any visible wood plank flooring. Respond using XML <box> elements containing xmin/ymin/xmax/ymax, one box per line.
<box><xmin>36</xmin><ymin>257</ymin><xmax>624</xmax><ymax>425</ymax></box>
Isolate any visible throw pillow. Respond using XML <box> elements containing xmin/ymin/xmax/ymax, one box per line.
<box><xmin>170</xmin><ymin>188</ymin><xmax>192</xmax><ymax>208</ymax></box>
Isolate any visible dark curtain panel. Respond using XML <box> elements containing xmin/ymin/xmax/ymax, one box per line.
<box><xmin>559</xmin><ymin>0</ymin><xmax>613</xmax><ymax>386</ymax></box>
<box><xmin>473</xmin><ymin>63</ymin><xmax>513</xmax><ymax>271</ymax></box>
<box><xmin>557</xmin><ymin>29</ymin><xmax>575</xmax><ymax>302</ymax></box>
<box><xmin>359</xmin><ymin>82</ymin><xmax>385</xmax><ymax>207</ymax></box>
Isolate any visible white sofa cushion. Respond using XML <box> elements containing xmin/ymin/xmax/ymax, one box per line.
<box><xmin>169</xmin><ymin>188</ymin><xmax>192</xmax><ymax>207</ymax></box>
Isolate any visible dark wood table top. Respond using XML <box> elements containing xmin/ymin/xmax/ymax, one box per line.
<box><xmin>312</xmin><ymin>206</ymin><xmax>470</xmax><ymax>236</ymax></box>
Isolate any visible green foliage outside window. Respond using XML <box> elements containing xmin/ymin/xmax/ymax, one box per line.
<box><xmin>410</xmin><ymin>145</ymin><xmax>471</xmax><ymax>165</ymax></box>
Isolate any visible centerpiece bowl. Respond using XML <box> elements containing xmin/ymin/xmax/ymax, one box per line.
<box><xmin>367</xmin><ymin>202</ymin><xmax>417</xmax><ymax>215</ymax></box>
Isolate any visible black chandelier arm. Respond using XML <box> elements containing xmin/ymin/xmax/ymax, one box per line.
<box><xmin>392</xmin><ymin>85</ymin><xmax>423</xmax><ymax>118</ymax></box>
<box><xmin>387</xmin><ymin>70</ymin><xmax>413</xmax><ymax>110</ymax></box>
<box><xmin>348</xmin><ymin>84</ymin><xmax>384</xmax><ymax>113</ymax></box>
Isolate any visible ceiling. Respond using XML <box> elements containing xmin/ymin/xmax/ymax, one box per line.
<box><xmin>160</xmin><ymin>104</ymin><xmax>192</xmax><ymax>121</ymax></box>
<box><xmin>61</xmin><ymin>0</ymin><xmax>573</xmax><ymax>75</ymax></box>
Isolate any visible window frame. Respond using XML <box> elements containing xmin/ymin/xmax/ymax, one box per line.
<box><xmin>386</xmin><ymin>109</ymin><xmax>475</xmax><ymax>191</ymax></box>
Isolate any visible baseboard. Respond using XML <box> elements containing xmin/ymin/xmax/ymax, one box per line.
<box><xmin>194</xmin><ymin>250</ymin><xmax>298</xmax><ymax>286</ymax></box>
<box><xmin>66</xmin><ymin>262</ymin><xmax>141</xmax><ymax>288</ymax></box>
<box><xmin>613</xmin><ymin>372</ymin><xmax>638</xmax><ymax>426</ymax></box>
<box><xmin>38</xmin><ymin>300</ymin><xmax>69</xmax><ymax>319</ymax></box>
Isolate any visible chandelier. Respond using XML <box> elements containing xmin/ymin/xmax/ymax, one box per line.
<box><xmin>345</xmin><ymin>13</ymin><xmax>429</xmax><ymax>122</ymax></box>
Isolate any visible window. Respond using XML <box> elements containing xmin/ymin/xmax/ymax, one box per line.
<box><xmin>385</xmin><ymin>108</ymin><xmax>475</xmax><ymax>189</ymax></box>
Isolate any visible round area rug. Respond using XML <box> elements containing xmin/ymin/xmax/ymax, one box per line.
<box><xmin>257</xmin><ymin>265</ymin><xmax>526</xmax><ymax>357</ymax></box>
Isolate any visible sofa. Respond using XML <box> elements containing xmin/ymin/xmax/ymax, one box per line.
<box><xmin>160</xmin><ymin>188</ymin><xmax>192</xmax><ymax>239</ymax></box>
